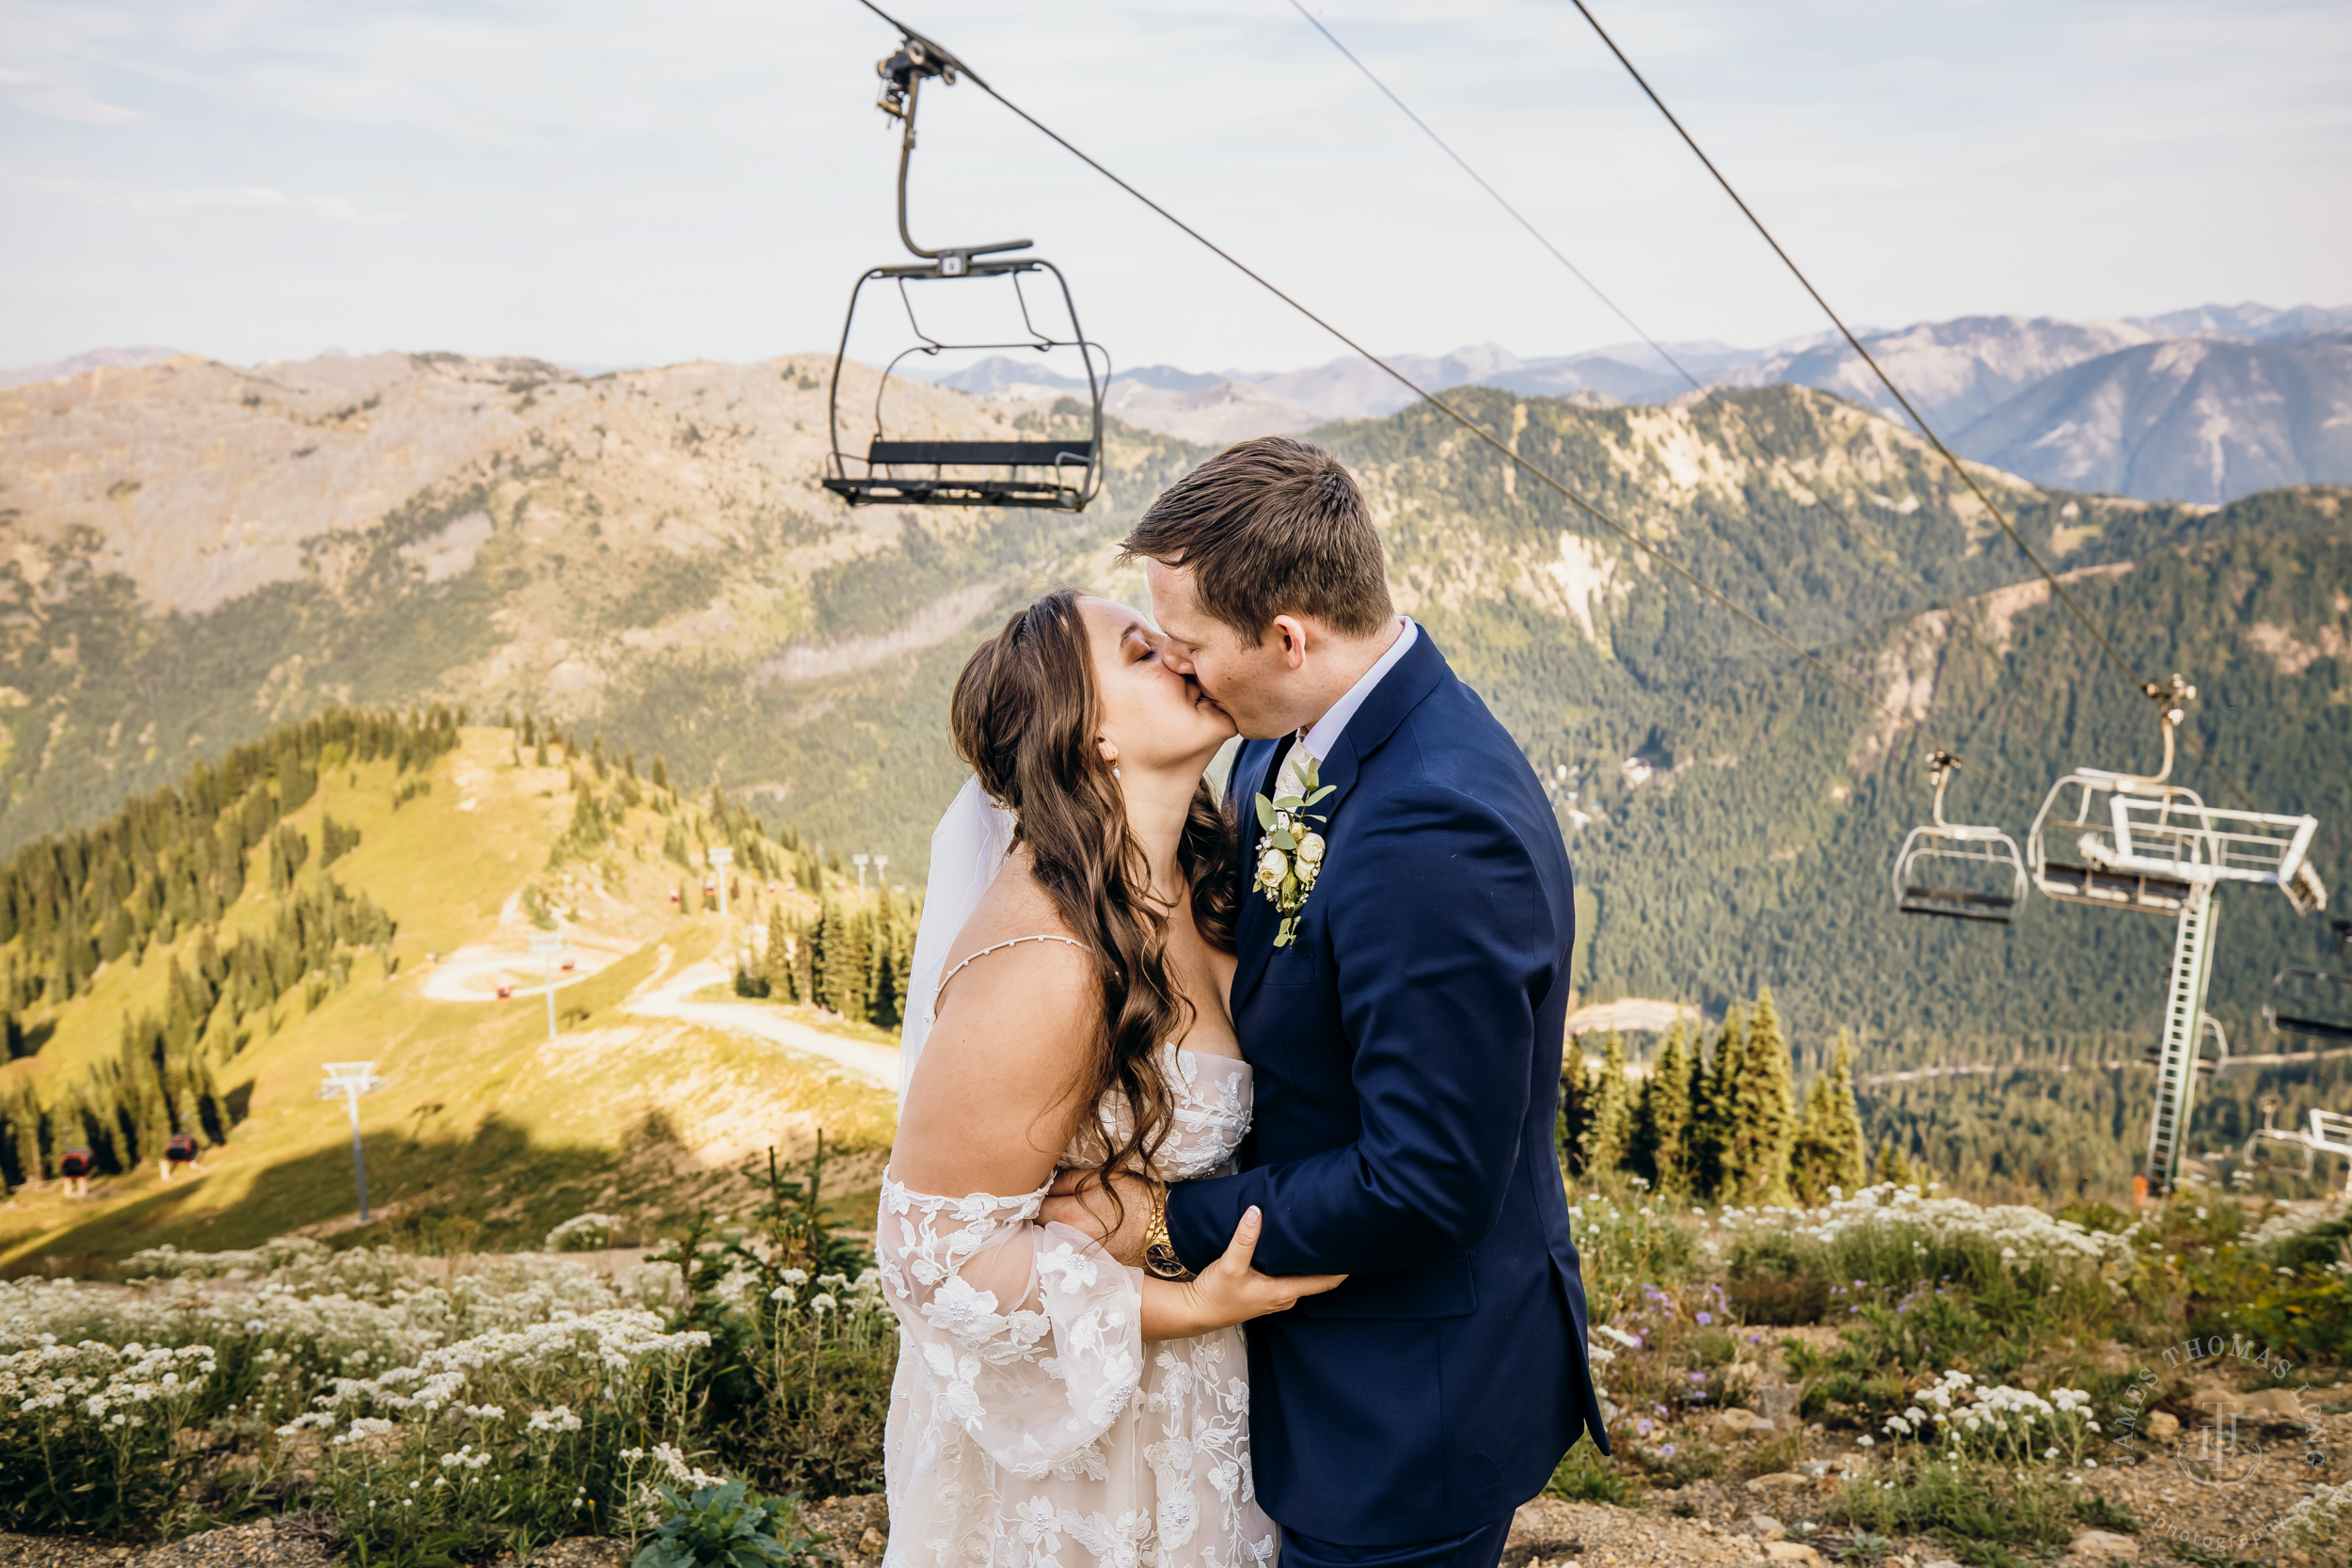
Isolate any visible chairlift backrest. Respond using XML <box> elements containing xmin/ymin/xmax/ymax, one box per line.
<box><xmin>1892</xmin><ymin>752</ymin><xmax>2026</xmax><ymax>925</ymax></box>
<box><xmin>822</xmin><ymin>27</ymin><xmax>1105</xmax><ymax>514</ymax></box>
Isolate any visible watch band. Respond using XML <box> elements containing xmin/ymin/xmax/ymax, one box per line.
<box><xmin>1141</xmin><ymin>1180</ymin><xmax>1195</xmax><ymax>1281</ymax></box>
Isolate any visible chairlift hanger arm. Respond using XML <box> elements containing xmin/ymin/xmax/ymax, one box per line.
<box><xmin>875</xmin><ymin>28</ymin><xmax>1028</xmax><ymax>268</ymax></box>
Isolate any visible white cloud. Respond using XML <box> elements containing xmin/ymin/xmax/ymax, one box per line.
<box><xmin>0</xmin><ymin>67</ymin><xmax>146</xmax><ymax>125</ymax></box>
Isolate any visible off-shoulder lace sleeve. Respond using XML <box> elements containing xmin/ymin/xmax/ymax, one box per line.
<box><xmin>876</xmin><ymin>1169</ymin><xmax>1145</xmax><ymax>1481</ymax></box>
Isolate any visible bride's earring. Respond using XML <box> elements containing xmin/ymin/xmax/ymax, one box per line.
<box><xmin>1100</xmin><ymin>740</ymin><xmax>1121</xmax><ymax>781</ymax></box>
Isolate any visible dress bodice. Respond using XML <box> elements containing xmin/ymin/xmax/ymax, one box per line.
<box><xmin>1080</xmin><ymin>1043</ymin><xmax>1252</xmax><ymax>1182</ymax></box>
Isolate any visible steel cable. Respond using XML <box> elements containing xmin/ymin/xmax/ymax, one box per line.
<box><xmin>850</xmin><ymin>0</ymin><xmax>2036</xmax><ymax>808</ymax></box>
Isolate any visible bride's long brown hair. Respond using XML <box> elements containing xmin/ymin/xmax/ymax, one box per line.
<box><xmin>949</xmin><ymin>588</ymin><xmax>1237</xmax><ymax>1186</ymax></box>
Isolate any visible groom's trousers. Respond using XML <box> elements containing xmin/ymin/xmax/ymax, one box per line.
<box><xmin>1279</xmin><ymin>1513</ymin><xmax>1514</xmax><ymax>1568</ymax></box>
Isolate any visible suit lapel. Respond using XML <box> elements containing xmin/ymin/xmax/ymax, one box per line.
<box><xmin>1229</xmin><ymin>738</ymin><xmax>1286</xmax><ymax>1006</ymax></box>
<box><xmin>1230</xmin><ymin>632</ymin><xmax>1453</xmax><ymax>1015</ymax></box>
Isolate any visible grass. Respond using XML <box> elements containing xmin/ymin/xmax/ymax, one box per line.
<box><xmin>0</xmin><ymin>730</ymin><xmax>896</xmax><ymax>1264</ymax></box>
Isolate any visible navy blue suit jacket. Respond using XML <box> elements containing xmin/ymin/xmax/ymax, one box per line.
<box><xmin>1165</xmin><ymin>630</ymin><xmax>1608</xmax><ymax>1544</ymax></box>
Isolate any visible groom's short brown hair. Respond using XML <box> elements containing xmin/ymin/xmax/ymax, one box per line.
<box><xmin>1120</xmin><ymin>436</ymin><xmax>1392</xmax><ymax>641</ymax></box>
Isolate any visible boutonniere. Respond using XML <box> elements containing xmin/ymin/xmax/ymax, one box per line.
<box><xmin>1252</xmin><ymin>754</ymin><xmax>1336</xmax><ymax>948</ymax></box>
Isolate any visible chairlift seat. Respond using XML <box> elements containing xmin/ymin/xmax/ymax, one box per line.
<box><xmin>1891</xmin><ymin>799</ymin><xmax>2027</xmax><ymax>926</ymax></box>
<box><xmin>165</xmin><ymin>1134</ymin><xmax>199</xmax><ymax>1163</ymax></box>
<box><xmin>2266</xmin><ymin>964</ymin><xmax>2352</xmax><ymax>1045</ymax></box>
<box><xmin>2037</xmin><ymin>859</ymin><xmax>2196</xmax><ymax>912</ymax></box>
<box><xmin>59</xmin><ymin>1147</ymin><xmax>94</xmax><ymax>1179</ymax></box>
<box><xmin>1898</xmin><ymin>884</ymin><xmax>2019</xmax><ymax>924</ymax></box>
<box><xmin>823</xmin><ymin>434</ymin><xmax>1100</xmax><ymax>511</ymax></box>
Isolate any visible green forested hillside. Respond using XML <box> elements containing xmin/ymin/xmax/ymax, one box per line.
<box><xmin>7</xmin><ymin>357</ymin><xmax>2348</xmax><ymax>1125</ymax></box>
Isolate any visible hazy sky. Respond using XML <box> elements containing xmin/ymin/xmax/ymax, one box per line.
<box><xmin>4</xmin><ymin>0</ymin><xmax>2348</xmax><ymax>374</ymax></box>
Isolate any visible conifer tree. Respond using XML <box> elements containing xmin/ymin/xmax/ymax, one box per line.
<box><xmin>1584</xmin><ymin>1031</ymin><xmax>1633</xmax><ymax>1178</ymax></box>
<box><xmin>1722</xmin><ymin>990</ymin><xmax>1797</xmax><ymax>1206</ymax></box>
<box><xmin>763</xmin><ymin>911</ymin><xmax>802</xmax><ymax>1003</ymax></box>
<box><xmin>1790</xmin><ymin>1030</ymin><xmax>1868</xmax><ymax>1204</ymax></box>
<box><xmin>816</xmin><ymin>895</ymin><xmax>868</xmax><ymax>1020</ymax></box>
<box><xmin>1687</xmin><ymin>1011</ymin><xmax>1740</xmax><ymax>1201</ymax></box>
<box><xmin>1631</xmin><ymin>1022</ymin><xmax>1692</xmax><ymax>1191</ymax></box>
<box><xmin>1556</xmin><ymin>1043</ymin><xmax>1592</xmax><ymax>1177</ymax></box>
<box><xmin>1870</xmin><ymin>1135</ymin><xmax>1918</xmax><ymax>1190</ymax></box>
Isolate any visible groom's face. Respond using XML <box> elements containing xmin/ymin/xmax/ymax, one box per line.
<box><xmin>1144</xmin><ymin>559</ymin><xmax>1310</xmax><ymax>741</ymax></box>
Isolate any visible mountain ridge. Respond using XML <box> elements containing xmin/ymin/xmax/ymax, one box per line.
<box><xmin>910</xmin><ymin>302</ymin><xmax>2352</xmax><ymax>501</ymax></box>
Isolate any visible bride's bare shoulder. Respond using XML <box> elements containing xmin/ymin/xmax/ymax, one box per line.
<box><xmin>938</xmin><ymin>847</ymin><xmax>1089</xmax><ymax>982</ymax></box>
<box><xmin>897</xmin><ymin>852</ymin><xmax>1098</xmax><ymax>1187</ymax></box>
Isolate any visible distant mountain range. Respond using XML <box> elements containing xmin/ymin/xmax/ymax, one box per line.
<box><xmin>918</xmin><ymin>301</ymin><xmax>2352</xmax><ymax>504</ymax></box>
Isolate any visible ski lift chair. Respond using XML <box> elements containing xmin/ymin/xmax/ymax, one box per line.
<box><xmin>2028</xmin><ymin>678</ymin><xmax>2322</xmax><ymax>915</ymax></box>
<box><xmin>1894</xmin><ymin>751</ymin><xmax>2027</xmax><ymax>923</ymax></box>
<box><xmin>821</xmin><ymin>31</ymin><xmax>1105</xmax><ymax>514</ymax></box>
<box><xmin>58</xmin><ymin>1147</ymin><xmax>94</xmax><ymax>1180</ymax></box>
<box><xmin>164</xmin><ymin>1133</ymin><xmax>199</xmax><ymax>1165</ymax></box>
<box><xmin>2244</xmin><ymin>1097</ymin><xmax>2352</xmax><ymax>1197</ymax></box>
<box><xmin>2265</xmin><ymin>919</ymin><xmax>2352</xmax><ymax>1045</ymax></box>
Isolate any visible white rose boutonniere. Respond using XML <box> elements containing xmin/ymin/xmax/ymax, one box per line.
<box><xmin>1252</xmin><ymin>754</ymin><xmax>1336</xmax><ymax>949</ymax></box>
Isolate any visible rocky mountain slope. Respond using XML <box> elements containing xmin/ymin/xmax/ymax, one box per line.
<box><xmin>1952</xmin><ymin>330</ymin><xmax>2352</xmax><ymax>504</ymax></box>
<box><xmin>3</xmin><ymin>348</ymin><xmax>2346</xmax><ymax>1053</ymax></box>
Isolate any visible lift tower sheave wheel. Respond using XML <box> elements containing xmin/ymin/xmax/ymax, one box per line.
<box><xmin>2027</xmin><ymin>675</ymin><xmax>2328</xmax><ymax>1194</ymax></box>
<box><xmin>1893</xmin><ymin>751</ymin><xmax>2027</xmax><ymax>924</ymax></box>
<box><xmin>822</xmin><ymin>24</ymin><xmax>1106</xmax><ymax>515</ymax></box>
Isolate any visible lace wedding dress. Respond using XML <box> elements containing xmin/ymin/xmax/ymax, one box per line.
<box><xmin>878</xmin><ymin>1028</ymin><xmax>1270</xmax><ymax>1568</ymax></box>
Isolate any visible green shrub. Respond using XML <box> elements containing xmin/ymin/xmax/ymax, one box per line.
<box><xmin>1546</xmin><ymin>1435</ymin><xmax>1625</xmax><ymax>1503</ymax></box>
<box><xmin>1831</xmin><ymin>1458</ymin><xmax>2083</xmax><ymax>1554</ymax></box>
<box><xmin>630</xmin><ymin>1478</ymin><xmax>821</xmax><ymax>1568</ymax></box>
<box><xmin>1728</xmin><ymin>1275</ymin><xmax>1829</xmax><ymax>1325</ymax></box>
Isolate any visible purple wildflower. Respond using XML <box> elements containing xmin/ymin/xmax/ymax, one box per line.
<box><xmin>1696</xmin><ymin>1312</ymin><xmax>1714</xmax><ymax>1326</ymax></box>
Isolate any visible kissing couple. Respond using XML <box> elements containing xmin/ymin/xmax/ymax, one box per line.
<box><xmin>878</xmin><ymin>437</ymin><xmax>1609</xmax><ymax>1568</ymax></box>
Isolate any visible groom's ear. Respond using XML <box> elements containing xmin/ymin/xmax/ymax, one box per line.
<box><xmin>1271</xmin><ymin>614</ymin><xmax>1310</xmax><ymax>672</ymax></box>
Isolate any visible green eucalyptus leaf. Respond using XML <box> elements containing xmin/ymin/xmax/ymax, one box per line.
<box><xmin>1254</xmin><ymin>796</ymin><xmax>1276</xmax><ymax>830</ymax></box>
<box><xmin>1305</xmin><ymin>784</ymin><xmax>1337</xmax><ymax>805</ymax></box>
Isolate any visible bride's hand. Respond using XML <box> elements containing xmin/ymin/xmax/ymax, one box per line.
<box><xmin>1147</xmin><ymin>1206</ymin><xmax>1344</xmax><ymax>1340</ymax></box>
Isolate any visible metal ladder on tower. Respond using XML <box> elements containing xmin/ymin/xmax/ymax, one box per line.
<box><xmin>2146</xmin><ymin>888</ymin><xmax>2220</xmax><ymax>1188</ymax></box>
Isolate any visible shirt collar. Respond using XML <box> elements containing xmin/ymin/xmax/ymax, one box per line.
<box><xmin>1295</xmin><ymin>617</ymin><xmax>1418</xmax><ymax>764</ymax></box>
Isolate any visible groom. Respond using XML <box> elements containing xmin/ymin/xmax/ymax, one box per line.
<box><xmin>1042</xmin><ymin>436</ymin><xmax>1607</xmax><ymax>1567</ymax></box>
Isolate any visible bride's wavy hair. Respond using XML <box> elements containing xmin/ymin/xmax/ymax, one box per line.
<box><xmin>950</xmin><ymin>588</ymin><xmax>1237</xmax><ymax>1188</ymax></box>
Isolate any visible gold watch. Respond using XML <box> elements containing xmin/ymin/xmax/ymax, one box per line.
<box><xmin>1142</xmin><ymin>1181</ymin><xmax>1195</xmax><ymax>1281</ymax></box>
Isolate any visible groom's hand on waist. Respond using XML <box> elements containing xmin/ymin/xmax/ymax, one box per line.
<box><xmin>1040</xmin><ymin>1167</ymin><xmax>1153</xmax><ymax>1268</ymax></box>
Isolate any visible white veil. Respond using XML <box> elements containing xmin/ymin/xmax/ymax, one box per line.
<box><xmin>898</xmin><ymin>776</ymin><xmax>1017</xmax><ymax>1101</ymax></box>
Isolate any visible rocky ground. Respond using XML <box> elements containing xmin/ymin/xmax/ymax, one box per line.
<box><xmin>4</xmin><ymin>1389</ymin><xmax>2342</xmax><ymax>1568</ymax></box>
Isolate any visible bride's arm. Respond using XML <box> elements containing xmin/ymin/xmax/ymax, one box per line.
<box><xmin>1137</xmin><ymin>1206</ymin><xmax>1345</xmax><ymax>1340</ymax></box>
<box><xmin>881</xmin><ymin>942</ymin><xmax>1149</xmax><ymax>1473</ymax></box>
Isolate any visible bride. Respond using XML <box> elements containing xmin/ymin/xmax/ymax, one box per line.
<box><xmin>880</xmin><ymin>588</ymin><xmax>1341</xmax><ymax>1567</ymax></box>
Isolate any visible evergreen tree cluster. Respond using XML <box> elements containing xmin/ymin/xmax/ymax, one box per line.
<box><xmin>750</xmin><ymin>889</ymin><xmax>918</xmax><ymax>1034</ymax></box>
<box><xmin>0</xmin><ymin>705</ymin><xmax>449</xmax><ymax>1192</ymax></box>
<box><xmin>1560</xmin><ymin>990</ymin><xmax>1870</xmax><ymax>1206</ymax></box>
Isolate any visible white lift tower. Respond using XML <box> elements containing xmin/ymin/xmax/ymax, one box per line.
<box><xmin>2027</xmin><ymin>677</ymin><xmax>2326</xmax><ymax>1194</ymax></box>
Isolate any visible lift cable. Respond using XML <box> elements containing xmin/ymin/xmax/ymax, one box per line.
<box><xmin>850</xmin><ymin>0</ymin><xmax>2037</xmax><ymax>809</ymax></box>
<box><xmin>1561</xmin><ymin>0</ymin><xmax>2256</xmax><ymax>808</ymax></box>
<box><xmin>1282</xmin><ymin>0</ymin><xmax>1712</xmax><ymax>404</ymax></box>
<box><xmin>1283</xmin><ymin>0</ymin><xmax>2041</xmax><ymax>808</ymax></box>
